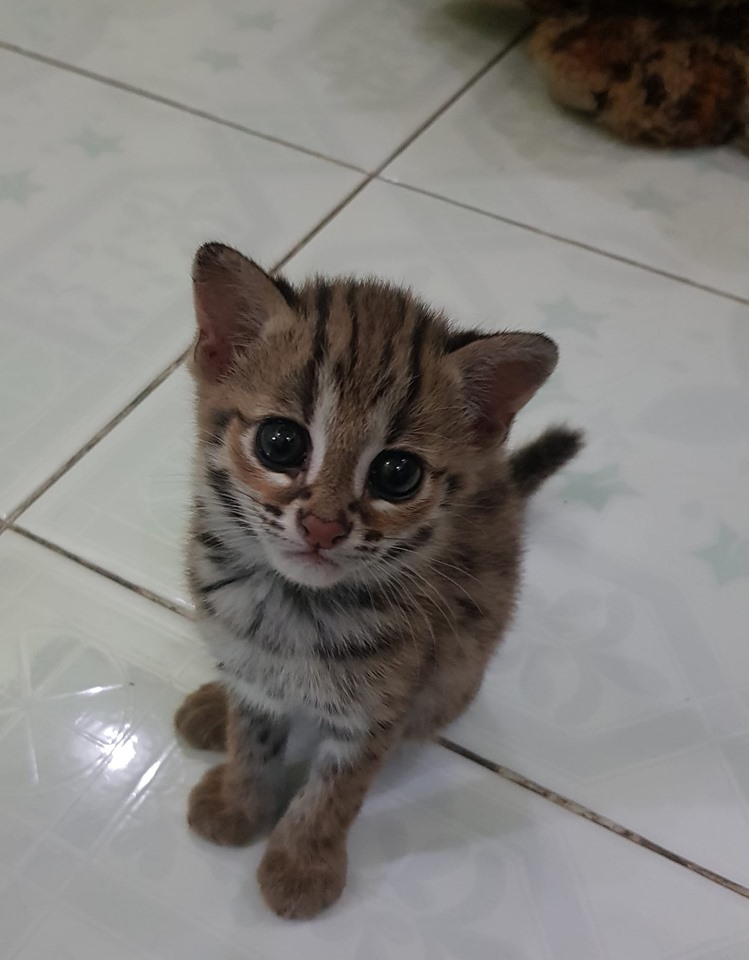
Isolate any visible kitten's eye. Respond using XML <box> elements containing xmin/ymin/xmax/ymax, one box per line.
<box><xmin>255</xmin><ymin>418</ymin><xmax>309</xmax><ymax>471</ymax></box>
<box><xmin>368</xmin><ymin>450</ymin><xmax>423</xmax><ymax>502</ymax></box>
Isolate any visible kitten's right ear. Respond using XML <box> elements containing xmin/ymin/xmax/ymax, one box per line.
<box><xmin>191</xmin><ymin>242</ymin><xmax>295</xmax><ymax>381</ymax></box>
<box><xmin>451</xmin><ymin>331</ymin><xmax>559</xmax><ymax>444</ymax></box>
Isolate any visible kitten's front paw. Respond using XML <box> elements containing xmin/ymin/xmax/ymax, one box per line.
<box><xmin>187</xmin><ymin>764</ymin><xmax>265</xmax><ymax>846</ymax></box>
<box><xmin>257</xmin><ymin>840</ymin><xmax>347</xmax><ymax>919</ymax></box>
<box><xmin>175</xmin><ymin>682</ymin><xmax>228</xmax><ymax>751</ymax></box>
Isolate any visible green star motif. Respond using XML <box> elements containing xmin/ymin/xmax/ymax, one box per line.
<box><xmin>0</xmin><ymin>170</ymin><xmax>41</xmax><ymax>204</ymax></box>
<box><xmin>694</xmin><ymin>523</ymin><xmax>749</xmax><ymax>586</ymax></box>
<box><xmin>686</xmin><ymin>151</ymin><xmax>717</xmax><ymax>175</ymax></box>
<box><xmin>196</xmin><ymin>48</ymin><xmax>240</xmax><ymax>72</ymax></box>
<box><xmin>538</xmin><ymin>297</ymin><xmax>605</xmax><ymax>338</ymax></box>
<box><xmin>557</xmin><ymin>465</ymin><xmax>636</xmax><ymax>511</ymax></box>
<box><xmin>625</xmin><ymin>186</ymin><xmax>676</xmax><ymax>215</ymax></box>
<box><xmin>70</xmin><ymin>127</ymin><xmax>121</xmax><ymax>157</ymax></box>
<box><xmin>233</xmin><ymin>11</ymin><xmax>277</xmax><ymax>30</ymax></box>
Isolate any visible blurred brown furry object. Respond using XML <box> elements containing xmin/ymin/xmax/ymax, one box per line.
<box><xmin>492</xmin><ymin>0</ymin><xmax>748</xmax><ymax>146</ymax></box>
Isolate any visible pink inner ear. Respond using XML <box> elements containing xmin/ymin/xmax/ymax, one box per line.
<box><xmin>455</xmin><ymin>333</ymin><xmax>559</xmax><ymax>442</ymax></box>
<box><xmin>475</xmin><ymin>361</ymin><xmax>537</xmax><ymax>439</ymax></box>
<box><xmin>193</xmin><ymin>278</ymin><xmax>243</xmax><ymax>342</ymax></box>
<box><xmin>193</xmin><ymin>325</ymin><xmax>234</xmax><ymax>381</ymax></box>
<box><xmin>191</xmin><ymin>243</ymin><xmax>289</xmax><ymax>382</ymax></box>
<box><xmin>193</xmin><ymin>279</ymin><xmax>246</xmax><ymax>380</ymax></box>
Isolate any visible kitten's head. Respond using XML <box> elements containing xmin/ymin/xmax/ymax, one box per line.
<box><xmin>191</xmin><ymin>242</ymin><xmax>558</xmax><ymax>590</ymax></box>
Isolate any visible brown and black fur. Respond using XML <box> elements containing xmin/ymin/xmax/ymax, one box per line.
<box><xmin>498</xmin><ymin>0</ymin><xmax>749</xmax><ymax>146</ymax></box>
<box><xmin>175</xmin><ymin>242</ymin><xmax>583</xmax><ymax>919</ymax></box>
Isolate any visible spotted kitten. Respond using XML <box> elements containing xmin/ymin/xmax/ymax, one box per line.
<box><xmin>175</xmin><ymin>242</ymin><xmax>583</xmax><ymax>919</ymax></box>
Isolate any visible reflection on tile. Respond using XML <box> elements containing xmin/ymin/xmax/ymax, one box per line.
<box><xmin>59</xmin><ymin>745</ymin><xmax>749</xmax><ymax>960</ymax></box>
<box><xmin>22</xmin><ymin>181</ymin><xmax>749</xmax><ymax>892</ymax></box>
<box><xmin>0</xmin><ymin>533</ymin><xmax>208</xmax><ymax>830</ymax></box>
<box><xmin>0</xmin><ymin>52</ymin><xmax>360</xmax><ymax>518</ymax></box>
<box><xmin>0</xmin><ymin>0</ymin><xmax>525</xmax><ymax>168</ymax></box>
<box><xmin>14</xmin><ymin>909</ymin><xmax>157</xmax><ymax>960</ymax></box>
<box><xmin>385</xmin><ymin>48</ymin><xmax>749</xmax><ymax>300</ymax></box>
<box><xmin>0</xmin><ymin>534</ymin><xmax>746</xmax><ymax>959</ymax></box>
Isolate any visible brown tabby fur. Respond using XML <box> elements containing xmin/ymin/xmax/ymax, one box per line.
<box><xmin>175</xmin><ymin>242</ymin><xmax>583</xmax><ymax>919</ymax></box>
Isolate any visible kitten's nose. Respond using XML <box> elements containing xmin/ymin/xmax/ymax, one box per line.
<box><xmin>300</xmin><ymin>512</ymin><xmax>350</xmax><ymax>550</ymax></box>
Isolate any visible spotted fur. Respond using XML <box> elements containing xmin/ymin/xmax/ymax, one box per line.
<box><xmin>176</xmin><ymin>242</ymin><xmax>582</xmax><ymax>918</ymax></box>
<box><xmin>516</xmin><ymin>0</ymin><xmax>749</xmax><ymax>146</ymax></box>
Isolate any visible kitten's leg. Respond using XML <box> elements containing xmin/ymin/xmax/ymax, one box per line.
<box><xmin>174</xmin><ymin>681</ymin><xmax>228</xmax><ymax>751</ymax></box>
<box><xmin>257</xmin><ymin>730</ymin><xmax>392</xmax><ymax>919</ymax></box>
<box><xmin>187</xmin><ymin>695</ymin><xmax>289</xmax><ymax>847</ymax></box>
<box><xmin>403</xmin><ymin>672</ymin><xmax>483</xmax><ymax>740</ymax></box>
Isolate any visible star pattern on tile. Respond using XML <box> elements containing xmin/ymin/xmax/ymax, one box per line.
<box><xmin>69</xmin><ymin>127</ymin><xmax>121</xmax><ymax>157</ymax></box>
<box><xmin>0</xmin><ymin>169</ymin><xmax>42</xmax><ymax>205</ymax></box>
<box><xmin>684</xmin><ymin>150</ymin><xmax>721</xmax><ymax>175</ymax></box>
<box><xmin>586</xmin><ymin>406</ymin><xmax>637</xmax><ymax>453</ymax></box>
<box><xmin>195</xmin><ymin>48</ymin><xmax>241</xmax><ymax>72</ymax></box>
<box><xmin>625</xmin><ymin>186</ymin><xmax>676</xmax><ymax>216</ymax></box>
<box><xmin>233</xmin><ymin>11</ymin><xmax>277</xmax><ymax>31</ymax></box>
<box><xmin>694</xmin><ymin>523</ymin><xmax>749</xmax><ymax>586</ymax></box>
<box><xmin>557</xmin><ymin>465</ymin><xmax>637</xmax><ymax>511</ymax></box>
<box><xmin>538</xmin><ymin>297</ymin><xmax>605</xmax><ymax>338</ymax></box>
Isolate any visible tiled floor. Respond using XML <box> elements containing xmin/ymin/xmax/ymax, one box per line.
<box><xmin>1</xmin><ymin>1</ymin><xmax>748</xmax><ymax>956</ymax></box>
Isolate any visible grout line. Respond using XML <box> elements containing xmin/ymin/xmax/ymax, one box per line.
<box><xmin>275</xmin><ymin>31</ymin><xmax>529</xmax><ymax>267</ymax></box>
<box><xmin>5</xmin><ymin>351</ymin><xmax>188</xmax><ymax>525</ymax></box>
<box><xmin>4</xmin><ymin>25</ymin><xmax>526</xmax><ymax>523</ymax></box>
<box><xmin>1</xmin><ymin>162</ymin><xmax>366</xmax><ymax>527</ymax></box>
<box><xmin>438</xmin><ymin>736</ymin><xmax>749</xmax><ymax>901</ymax></box>
<box><xmin>0</xmin><ymin>40</ymin><xmax>368</xmax><ymax>177</ymax></box>
<box><xmin>0</xmin><ymin>25</ymin><xmax>526</xmax><ymax>183</ymax></box>
<box><xmin>2</xmin><ymin>162</ymin><xmax>368</xmax><ymax>527</ymax></box>
<box><xmin>15</xmin><ymin>488</ymin><xmax>745</xmax><ymax>911</ymax></box>
<box><xmin>11</xmin><ymin>525</ymin><xmax>192</xmax><ymax>619</ymax></box>
<box><xmin>368</xmin><ymin>28</ymin><xmax>530</xmax><ymax>179</ymax></box>
<box><xmin>8</xmin><ymin>21</ymin><xmax>746</xmax><ymax>910</ymax></box>
<box><xmin>5</xmin><ymin>30</ymin><xmax>741</xmax><ymax>306</ymax></box>
<box><xmin>273</xmin><ymin>177</ymin><xmax>377</xmax><ymax>270</ymax></box>
<box><xmin>0</xmin><ymin>29</ymin><xmax>529</xmax><ymax>636</ymax></box>
<box><xmin>376</xmin><ymin>178</ymin><xmax>749</xmax><ymax>307</ymax></box>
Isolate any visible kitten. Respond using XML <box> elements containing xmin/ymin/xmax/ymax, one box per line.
<box><xmin>175</xmin><ymin>242</ymin><xmax>583</xmax><ymax>919</ymax></box>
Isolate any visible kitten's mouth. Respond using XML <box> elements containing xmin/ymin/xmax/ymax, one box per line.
<box><xmin>266</xmin><ymin>541</ymin><xmax>349</xmax><ymax>590</ymax></box>
<box><xmin>286</xmin><ymin>548</ymin><xmax>337</xmax><ymax>569</ymax></box>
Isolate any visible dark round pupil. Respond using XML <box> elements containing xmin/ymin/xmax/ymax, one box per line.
<box><xmin>256</xmin><ymin>419</ymin><xmax>307</xmax><ymax>469</ymax></box>
<box><xmin>370</xmin><ymin>452</ymin><xmax>422</xmax><ymax>500</ymax></box>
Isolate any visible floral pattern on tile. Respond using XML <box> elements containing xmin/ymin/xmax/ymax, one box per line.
<box><xmin>2</xmin><ymin>532</ymin><xmax>748</xmax><ymax>960</ymax></box>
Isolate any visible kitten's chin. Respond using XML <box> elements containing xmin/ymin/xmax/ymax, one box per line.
<box><xmin>264</xmin><ymin>543</ymin><xmax>348</xmax><ymax>590</ymax></box>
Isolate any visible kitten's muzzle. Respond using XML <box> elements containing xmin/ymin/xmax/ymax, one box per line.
<box><xmin>298</xmin><ymin>511</ymin><xmax>351</xmax><ymax>551</ymax></box>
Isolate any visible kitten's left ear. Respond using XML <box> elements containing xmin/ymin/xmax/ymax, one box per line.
<box><xmin>452</xmin><ymin>332</ymin><xmax>558</xmax><ymax>443</ymax></box>
<box><xmin>191</xmin><ymin>242</ymin><xmax>295</xmax><ymax>381</ymax></box>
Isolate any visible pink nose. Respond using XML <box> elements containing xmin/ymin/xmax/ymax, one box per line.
<box><xmin>300</xmin><ymin>513</ymin><xmax>350</xmax><ymax>550</ymax></box>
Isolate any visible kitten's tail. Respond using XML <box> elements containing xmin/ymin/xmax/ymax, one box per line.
<box><xmin>509</xmin><ymin>426</ymin><xmax>584</xmax><ymax>498</ymax></box>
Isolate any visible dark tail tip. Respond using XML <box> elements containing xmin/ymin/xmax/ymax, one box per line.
<box><xmin>509</xmin><ymin>425</ymin><xmax>584</xmax><ymax>497</ymax></box>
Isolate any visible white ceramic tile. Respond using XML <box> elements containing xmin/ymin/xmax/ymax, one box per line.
<box><xmin>23</xmin><ymin>370</ymin><xmax>195</xmax><ymax>609</ymax></box>
<box><xmin>289</xmin><ymin>184</ymin><xmax>749</xmax><ymax>888</ymax></box>
<box><xmin>0</xmin><ymin>51</ymin><xmax>360</xmax><ymax>519</ymax></box>
<box><xmin>385</xmin><ymin>47</ymin><xmax>749</xmax><ymax>301</ymax></box>
<box><xmin>0</xmin><ymin>0</ymin><xmax>526</xmax><ymax>169</ymax></box>
<box><xmin>1</xmin><ymin>531</ymin><xmax>747</xmax><ymax>958</ymax></box>
<box><xmin>24</xmin><ymin>181</ymin><xmax>749</xmax><ymax>891</ymax></box>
